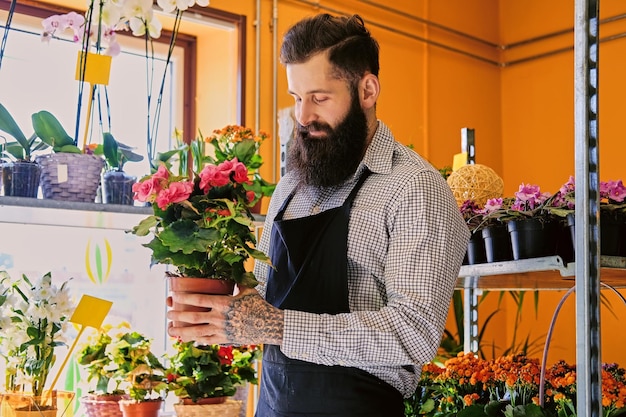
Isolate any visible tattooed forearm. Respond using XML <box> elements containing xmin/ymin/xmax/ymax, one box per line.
<box><xmin>224</xmin><ymin>292</ymin><xmax>284</xmax><ymax>345</ymax></box>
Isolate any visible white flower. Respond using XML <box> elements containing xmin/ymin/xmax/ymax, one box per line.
<box><xmin>0</xmin><ymin>272</ymin><xmax>75</xmax><ymax>397</ymax></box>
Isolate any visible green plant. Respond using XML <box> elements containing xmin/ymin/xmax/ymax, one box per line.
<box><xmin>108</xmin><ymin>331</ymin><xmax>168</xmax><ymax>402</ymax></box>
<box><xmin>0</xmin><ymin>103</ymin><xmax>50</xmax><ymax>161</ymax></box>
<box><xmin>167</xmin><ymin>339</ymin><xmax>261</xmax><ymax>403</ymax></box>
<box><xmin>97</xmin><ymin>133</ymin><xmax>144</xmax><ymax>171</ymax></box>
<box><xmin>129</xmin><ymin>158</ymin><xmax>271</xmax><ymax>287</ymax></box>
<box><xmin>31</xmin><ymin>110</ymin><xmax>84</xmax><ymax>154</ymax></box>
<box><xmin>76</xmin><ymin>322</ymin><xmax>131</xmax><ymax>396</ymax></box>
<box><xmin>0</xmin><ymin>271</ymin><xmax>75</xmax><ymax>401</ymax></box>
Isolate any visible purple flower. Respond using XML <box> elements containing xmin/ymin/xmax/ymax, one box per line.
<box><xmin>600</xmin><ymin>179</ymin><xmax>626</xmax><ymax>203</ymax></box>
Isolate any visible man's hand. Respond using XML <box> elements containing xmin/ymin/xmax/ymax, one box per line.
<box><xmin>167</xmin><ymin>287</ymin><xmax>284</xmax><ymax>346</ymax></box>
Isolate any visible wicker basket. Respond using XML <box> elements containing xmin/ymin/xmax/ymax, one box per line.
<box><xmin>36</xmin><ymin>153</ymin><xmax>104</xmax><ymax>203</ymax></box>
<box><xmin>173</xmin><ymin>400</ymin><xmax>242</xmax><ymax>417</ymax></box>
<box><xmin>80</xmin><ymin>395</ymin><xmax>126</xmax><ymax>417</ymax></box>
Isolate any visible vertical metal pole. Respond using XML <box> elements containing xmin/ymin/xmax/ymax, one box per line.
<box><xmin>461</xmin><ymin>128</ymin><xmax>475</xmax><ymax>164</ymax></box>
<box><xmin>463</xmin><ymin>277</ymin><xmax>479</xmax><ymax>353</ymax></box>
<box><xmin>574</xmin><ymin>0</ymin><xmax>602</xmax><ymax>415</ymax></box>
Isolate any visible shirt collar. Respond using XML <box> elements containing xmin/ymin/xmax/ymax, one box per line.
<box><xmin>356</xmin><ymin>120</ymin><xmax>395</xmax><ymax>177</ymax></box>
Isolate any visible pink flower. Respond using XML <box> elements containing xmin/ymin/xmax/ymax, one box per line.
<box><xmin>198</xmin><ymin>159</ymin><xmax>243</xmax><ymax>191</ymax></box>
<box><xmin>153</xmin><ymin>164</ymin><xmax>171</xmax><ymax>181</ymax></box>
<box><xmin>482</xmin><ymin>198</ymin><xmax>503</xmax><ymax>214</ymax></box>
<box><xmin>199</xmin><ymin>165</ymin><xmax>230</xmax><ymax>191</ymax></box>
<box><xmin>232</xmin><ymin>161</ymin><xmax>250</xmax><ymax>184</ymax></box>
<box><xmin>155</xmin><ymin>181</ymin><xmax>194</xmax><ymax>210</ymax></box>
<box><xmin>512</xmin><ymin>183</ymin><xmax>550</xmax><ymax>211</ymax></box>
<box><xmin>601</xmin><ymin>180</ymin><xmax>626</xmax><ymax>203</ymax></box>
<box><xmin>246</xmin><ymin>190</ymin><xmax>256</xmax><ymax>203</ymax></box>
<box><xmin>132</xmin><ymin>177</ymin><xmax>162</xmax><ymax>202</ymax></box>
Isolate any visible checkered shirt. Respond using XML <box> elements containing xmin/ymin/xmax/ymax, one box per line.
<box><xmin>253</xmin><ymin>121</ymin><xmax>470</xmax><ymax>397</ymax></box>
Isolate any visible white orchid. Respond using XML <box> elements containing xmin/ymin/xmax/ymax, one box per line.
<box><xmin>0</xmin><ymin>272</ymin><xmax>75</xmax><ymax>399</ymax></box>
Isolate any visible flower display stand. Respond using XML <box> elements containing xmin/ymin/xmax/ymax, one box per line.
<box><xmin>0</xmin><ymin>391</ymin><xmax>75</xmax><ymax>417</ymax></box>
<box><xmin>173</xmin><ymin>399</ymin><xmax>242</xmax><ymax>417</ymax></box>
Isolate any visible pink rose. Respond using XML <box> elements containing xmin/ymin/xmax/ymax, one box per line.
<box><xmin>155</xmin><ymin>181</ymin><xmax>194</xmax><ymax>210</ymax></box>
<box><xmin>133</xmin><ymin>177</ymin><xmax>162</xmax><ymax>202</ymax></box>
<box><xmin>232</xmin><ymin>161</ymin><xmax>250</xmax><ymax>184</ymax></box>
<box><xmin>153</xmin><ymin>164</ymin><xmax>170</xmax><ymax>181</ymax></box>
<box><xmin>246</xmin><ymin>190</ymin><xmax>256</xmax><ymax>203</ymax></box>
<box><xmin>199</xmin><ymin>164</ymin><xmax>230</xmax><ymax>191</ymax></box>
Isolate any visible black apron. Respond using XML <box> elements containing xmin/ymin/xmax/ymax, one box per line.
<box><xmin>256</xmin><ymin>171</ymin><xmax>404</xmax><ymax>417</ymax></box>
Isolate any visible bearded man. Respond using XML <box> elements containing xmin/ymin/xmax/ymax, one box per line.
<box><xmin>167</xmin><ymin>13</ymin><xmax>469</xmax><ymax>417</ymax></box>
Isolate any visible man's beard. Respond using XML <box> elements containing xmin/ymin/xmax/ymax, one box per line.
<box><xmin>286</xmin><ymin>97</ymin><xmax>369</xmax><ymax>187</ymax></box>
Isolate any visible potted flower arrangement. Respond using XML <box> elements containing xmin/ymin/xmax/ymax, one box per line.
<box><xmin>0</xmin><ymin>103</ymin><xmax>50</xmax><ymax>198</ymax></box>
<box><xmin>404</xmin><ymin>351</ymin><xmax>626</xmax><ymax>417</ymax></box>
<box><xmin>480</xmin><ymin>183</ymin><xmax>558</xmax><ymax>260</ymax></box>
<box><xmin>108</xmin><ymin>331</ymin><xmax>168</xmax><ymax>417</ymax></box>
<box><xmin>459</xmin><ymin>199</ymin><xmax>487</xmax><ymax>265</ymax></box>
<box><xmin>550</xmin><ymin>176</ymin><xmax>626</xmax><ymax>257</ymax></box>
<box><xmin>204</xmin><ymin>125</ymin><xmax>276</xmax><ymax>212</ymax></box>
<box><xmin>75</xmin><ymin>322</ymin><xmax>132</xmax><ymax>417</ymax></box>
<box><xmin>0</xmin><ymin>270</ymin><xmax>76</xmax><ymax>415</ymax></box>
<box><xmin>167</xmin><ymin>339</ymin><xmax>261</xmax><ymax>416</ymax></box>
<box><xmin>129</xmin><ymin>153</ymin><xmax>272</xmax><ymax>299</ymax></box>
<box><xmin>30</xmin><ymin>110</ymin><xmax>105</xmax><ymax>203</ymax></box>
<box><xmin>96</xmin><ymin>133</ymin><xmax>144</xmax><ymax>205</ymax></box>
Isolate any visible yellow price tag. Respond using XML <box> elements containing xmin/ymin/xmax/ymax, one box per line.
<box><xmin>75</xmin><ymin>51</ymin><xmax>112</xmax><ymax>85</ymax></box>
<box><xmin>452</xmin><ymin>152</ymin><xmax>468</xmax><ymax>171</ymax></box>
<box><xmin>70</xmin><ymin>294</ymin><xmax>113</xmax><ymax>329</ymax></box>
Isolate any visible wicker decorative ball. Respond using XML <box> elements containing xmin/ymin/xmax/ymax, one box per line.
<box><xmin>446</xmin><ymin>164</ymin><xmax>504</xmax><ymax>207</ymax></box>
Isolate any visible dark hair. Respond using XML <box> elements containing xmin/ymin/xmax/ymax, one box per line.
<box><xmin>280</xmin><ymin>14</ymin><xmax>380</xmax><ymax>85</ymax></box>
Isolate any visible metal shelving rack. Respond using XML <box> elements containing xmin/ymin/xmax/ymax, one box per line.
<box><xmin>459</xmin><ymin>3</ymin><xmax>607</xmax><ymax>411</ymax></box>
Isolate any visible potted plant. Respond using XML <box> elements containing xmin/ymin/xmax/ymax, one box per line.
<box><xmin>167</xmin><ymin>339</ymin><xmax>260</xmax><ymax>416</ymax></box>
<box><xmin>108</xmin><ymin>331</ymin><xmax>168</xmax><ymax>417</ymax></box>
<box><xmin>404</xmin><ymin>352</ymin><xmax>626</xmax><ymax>417</ymax></box>
<box><xmin>75</xmin><ymin>323</ymin><xmax>131</xmax><ymax>417</ymax></box>
<box><xmin>0</xmin><ymin>103</ymin><xmax>50</xmax><ymax>197</ymax></box>
<box><xmin>0</xmin><ymin>270</ymin><xmax>76</xmax><ymax>415</ymax></box>
<box><xmin>458</xmin><ymin>199</ymin><xmax>487</xmax><ymax>265</ymax></box>
<box><xmin>477</xmin><ymin>197</ymin><xmax>515</xmax><ymax>263</ymax></box>
<box><xmin>481</xmin><ymin>183</ymin><xmax>558</xmax><ymax>260</ymax></box>
<box><xmin>129</xmin><ymin>154</ymin><xmax>272</xmax><ymax>308</ymax></box>
<box><xmin>204</xmin><ymin>125</ymin><xmax>276</xmax><ymax>213</ymax></box>
<box><xmin>550</xmin><ymin>175</ymin><xmax>626</xmax><ymax>257</ymax></box>
<box><xmin>95</xmin><ymin>133</ymin><xmax>144</xmax><ymax>205</ymax></box>
<box><xmin>30</xmin><ymin>110</ymin><xmax>105</xmax><ymax>203</ymax></box>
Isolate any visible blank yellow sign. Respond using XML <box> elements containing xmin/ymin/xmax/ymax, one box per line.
<box><xmin>452</xmin><ymin>152</ymin><xmax>468</xmax><ymax>171</ymax></box>
<box><xmin>70</xmin><ymin>294</ymin><xmax>112</xmax><ymax>329</ymax></box>
<box><xmin>75</xmin><ymin>51</ymin><xmax>112</xmax><ymax>85</ymax></box>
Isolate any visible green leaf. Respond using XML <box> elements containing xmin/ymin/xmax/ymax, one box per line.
<box><xmin>128</xmin><ymin>215</ymin><xmax>160</xmax><ymax>237</ymax></box>
<box><xmin>159</xmin><ymin>219</ymin><xmax>221</xmax><ymax>254</ymax></box>
<box><xmin>31</xmin><ymin>110</ymin><xmax>79</xmax><ymax>152</ymax></box>
<box><xmin>0</xmin><ymin>103</ymin><xmax>28</xmax><ymax>144</ymax></box>
<box><xmin>103</xmin><ymin>132</ymin><xmax>120</xmax><ymax>169</ymax></box>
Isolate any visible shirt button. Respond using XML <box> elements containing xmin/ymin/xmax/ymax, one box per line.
<box><xmin>311</xmin><ymin>206</ymin><xmax>321</xmax><ymax>215</ymax></box>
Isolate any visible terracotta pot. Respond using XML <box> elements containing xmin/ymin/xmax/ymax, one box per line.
<box><xmin>168</xmin><ymin>277</ymin><xmax>235</xmax><ymax>327</ymax></box>
<box><xmin>118</xmin><ymin>400</ymin><xmax>162</xmax><ymax>417</ymax></box>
